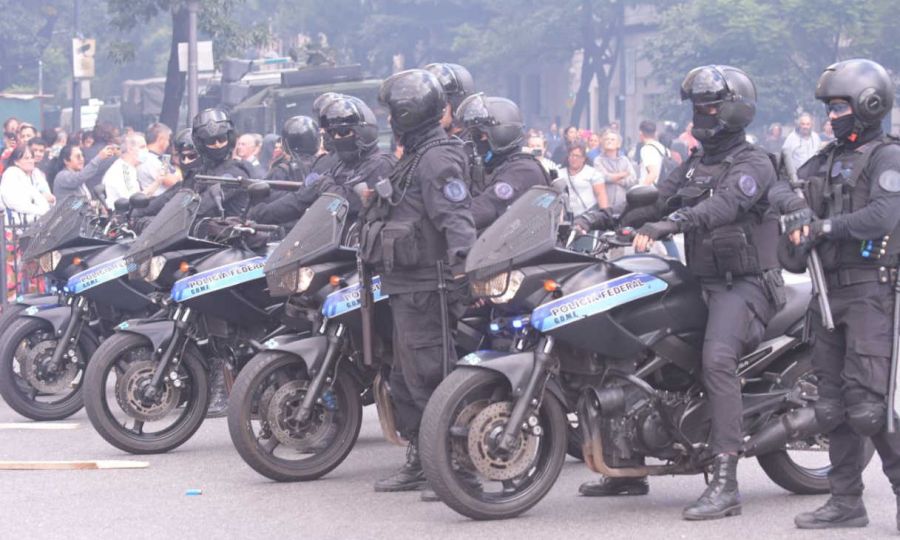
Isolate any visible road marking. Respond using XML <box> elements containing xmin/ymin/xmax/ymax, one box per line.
<box><xmin>0</xmin><ymin>460</ymin><xmax>150</xmax><ymax>470</ymax></box>
<box><xmin>0</xmin><ymin>422</ymin><xmax>80</xmax><ymax>430</ymax></box>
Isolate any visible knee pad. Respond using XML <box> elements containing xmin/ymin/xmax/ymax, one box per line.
<box><xmin>814</xmin><ymin>398</ymin><xmax>844</xmax><ymax>433</ymax></box>
<box><xmin>845</xmin><ymin>388</ymin><xmax>886</xmax><ymax>437</ymax></box>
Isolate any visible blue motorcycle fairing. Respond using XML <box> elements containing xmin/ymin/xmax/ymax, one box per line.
<box><xmin>170</xmin><ymin>256</ymin><xmax>267</xmax><ymax>303</ymax></box>
<box><xmin>530</xmin><ymin>272</ymin><xmax>668</xmax><ymax>333</ymax></box>
<box><xmin>322</xmin><ymin>275</ymin><xmax>388</xmax><ymax>318</ymax></box>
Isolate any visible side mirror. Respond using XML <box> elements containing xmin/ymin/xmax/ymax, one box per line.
<box><xmin>550</xmin><ymin>177</ymin><xmax>569</xmax><ymax>194</ymax></box>
<box><xmin>625</xmin><ymin>185</ymin><xmax>659</xmax><ymax>208</ymax></box>
<box><xmin>247</xmin><ymin>181</ymin><xmax>271</xmax><ymax>205</ymax></box>
<box><xmin>129</xmin><ymin>192</ymin><xmax>151</xmax><ymax>209</ymax></box>
<box><xmin>114</xmin><ymin>198</ymin><xmax>130</xmax><ymax>214</ymax></box>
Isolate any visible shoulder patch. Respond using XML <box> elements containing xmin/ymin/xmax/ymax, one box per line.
<box><xmin>738</xmin><ymin>174</ymin><xmax>758</xmax><ymax>197</ymax></box>
<box><xmin>878</xmin><ymin>170</ymin><xmax>900</xmax><ymax>192</ymax></box>
<box><xmin>442</xmin><ymin>178</ymin><xmax>468</xmax><ymax>202</ymax></box>
<box><xmin>493</xmin><ymin>182</ymin><xmax>515</xmax><ymax>201</ymax></box>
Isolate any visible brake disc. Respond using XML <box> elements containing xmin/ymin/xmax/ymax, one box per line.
<box><xmin>266</xmin><ymin>380</ymin><xmax>337</xmax><ymax>452</ymax></box>
<box><xmin>20</xmin><ymin>339</ymin><xmax>78</xmax><ymax>394</ymax></box>
<box><xmin>451</xmin><ymin>399</ymin><xmax>489</xmax><ymax>470</ymax></box>
<box><xmin>115</xmin><ymin>360</ymin><xmax>181</xmax><ymax>422</ymax></box>
<box><xmin>467</xmin><ymin>401</ymin><xmax>540</xmax><ymax>481</ymax></box>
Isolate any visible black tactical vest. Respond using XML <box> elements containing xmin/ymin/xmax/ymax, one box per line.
<box><xmin>803</xmin><ymin>136</ymin><xmax>900</xmax><ymax>271</ymax></box>
<box><xmin>676</xmin><ymin>144</ymin><xmax>780</xmax><ymax>279</ymax></box>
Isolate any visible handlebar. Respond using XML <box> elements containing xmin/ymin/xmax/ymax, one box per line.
<box><xmin>194</xmin><ymin>175</ymin><xmax>301</xmax><ymax>192</ymax></box>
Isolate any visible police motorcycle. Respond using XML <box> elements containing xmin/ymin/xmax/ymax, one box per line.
<box><xmin>418</xmin><ymin>185</ymin><xmax>843</xmax><ymax>520</ymax></box>
<box><xmin>227</xmin><ymin>193</ymin><xmax>490</xmax><ymax>481</ymax></box>
<box><xmin>83</xmin><ymin>180</ymin><xmax>289</xmax><ymax>454</ymax></box>
<box><xmin>0</xmin><ymin>195</ymin><xmax>151</xmax><ymax>420</ymax></box>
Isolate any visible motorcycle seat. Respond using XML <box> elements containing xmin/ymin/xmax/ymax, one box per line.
<box><xmin>763</xmin><ymin>279</ymin><xmax>812</xmax><ymax>341</ymax></box>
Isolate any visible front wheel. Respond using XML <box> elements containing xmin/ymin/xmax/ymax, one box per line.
<box><xmin>0</xmin><ymin>316</ymin><xmax>95</xmax><ymax>421</ymax></box>
<box><xmin>228</xmin><ymin>352</ymin><xmax>363</xmax><ymax>482</ymax></box>
<box><xmin>83</xmin><ymin>332</ymin><xmax>209</xmax><ymax>454</ymax></box>
<box><xmin>420</xmin><ymin>368</ymin><xmax>568</xmax><ymax>521</ymax></box>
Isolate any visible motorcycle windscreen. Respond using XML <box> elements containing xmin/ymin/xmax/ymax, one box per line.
<box><xmin>21</xmin><ymin>195</ymin><xmax>101</xmax><ymax>261</ymax></box>
<box><xmin>465</xmin><ymin>186</ymin><xmax>565</xmax><ymax>280</ymax></box>
<box><xmin>264</xmin><ymin>194</ymin><xmax>349</xmax><ymax>296</ymax></box>
<box><xmin>125</xmin><ymin>189</ymin><xmax>204</xmax><ymax>280</ymax></box>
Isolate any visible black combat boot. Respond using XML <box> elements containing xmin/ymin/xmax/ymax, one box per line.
<box><xmin>374</xmin><ymin>439</ymin><xmax>426</xmax><ymax>492</ymax></box>
<box><xmin>794</xmin><ymin>495</ymin><xmax>868</xmax><ymax>529</ymax></box>
<box><xmin>206</xmin><ymin>359</ymin><xmax>230</xmax><ymax>418</ymax></box>
<box><xmin>683</xmin><ymin>453</ymin><xmax>741</xmax><ymax>520</ymax></box>
<box><xmin>579</xmin><ymin>476</ymin><xmax>649</xmax><ymax>497</ymax></box>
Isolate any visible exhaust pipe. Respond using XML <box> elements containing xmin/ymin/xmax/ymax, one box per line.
<box><xmin>743</xmin><ymin>407</ymin><xmax>820</xmax><ymax>457</ymax></box>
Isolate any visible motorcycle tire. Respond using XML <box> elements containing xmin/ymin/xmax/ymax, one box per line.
<box><xmin>0</xmin><ymin>315</ymin><xmax>95</xmax><ymax>421</ymax></box>
<box><xmin>228</xmin><ymin>352</ymin><xmax>363</xmax><ymax>482</ymax></box>
<box><xmin>757</xmin><ymin>348</ymin><xmax>875</xmax><ymax>494</ymax></box>
<box><xmin>83</xmin><ymin>332</ymin><xmax>209</xmax><ymax>454</ymax></box>
<box><xmin>420</xmin><ymin>368</ymin><xmax>567</xmax><ymax>521</ymax></box>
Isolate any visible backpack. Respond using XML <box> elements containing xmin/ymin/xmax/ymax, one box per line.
<box><xmin>647</xmin><ymin>142</ymin><xmax>679</xmax><ymax>183</ymax></box>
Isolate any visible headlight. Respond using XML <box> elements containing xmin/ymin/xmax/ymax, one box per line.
<box><xmin>38</xmin><ymin>250</ymin><xmax>62</xmax><ymax>273</ymax></box>
<box><xmin>471</xmin><ymin>270</ymin><xmax>524</xmax><ymax>304</ymax></box>
<box><xmin>296</xmin><ymin>267</ymin><xmax>316</xmax><ymax>293</ymax></box>
<box><xmin>147</xmin><ymin>256</ymin><xmax>167</xmax><ymax>282</ymax></box>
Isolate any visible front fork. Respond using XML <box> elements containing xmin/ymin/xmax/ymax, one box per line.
<box><xmin>497</xmin><ymin>336</ymin><xmax>555</xmax><ymax>453</ymax></box>
<box><xmin>48</xmin><ymin>296</ymin><xmax>88</xmax><ymax>371</ymax></box>
<box><xmin>145</xmin><ymin>306</ymin><xmax>193</xmax><ymax>400</ymax></box>
<box><xmin>292</xmin><ymin>322</ymin><xmax>345</xmax><ymax>423</ymax></box>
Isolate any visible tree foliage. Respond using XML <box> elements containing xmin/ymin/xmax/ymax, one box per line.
<box><xmin>648</xmin><ymin>0</ymin><xmax>900</xmax><ymax>127</ymax></box>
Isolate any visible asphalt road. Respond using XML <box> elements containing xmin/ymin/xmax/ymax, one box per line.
<box><xmin>1</xmin><ymin>399</ymin><xmax>899</xmax><ymax>540</ymax></box>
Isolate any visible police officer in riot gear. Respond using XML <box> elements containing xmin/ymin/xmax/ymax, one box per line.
<box><xmin>456</xmin><ymin>93</ymin><xmax>550</xmax><ymax>229</ymax></box>
<box><xmin>363</xmin><ymin>69</ymin><xmax>476</xmax><ymax>495</ymax></box>
<box><xmin>249</xmin><ymin>95</ymin><xmax>394</xmax><ymax>225</ymax></box>
<box><xmin>266</xmin><ymin>115</ymin><xmax>320</xmax><ymax>182</ymax></box>
<box><xmin>424</xmin><ymin>63</ymin><xmax>475</xmax><ymax>136</ymax></box>
<box><xmin>310</xmin><ymin>92</ymin><xmax>344</xmax><ymax>174</ymax></box>
<box><xmin>770</xmin><ymin>59</ymin><xmax>900</xmax><ymax>531</ymax></box>
<box><xmin>192</xmin><ymin>108</ymin><xmax>255</xmax><ymax>219</ymax></box>
<box><xmin>578</xmin><ymin>66</ymin><xmax>783</xmax><ymax>521</ymax></box>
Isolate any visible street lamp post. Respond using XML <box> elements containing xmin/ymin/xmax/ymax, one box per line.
<box><xmin>187</xmin><ymin>0</ymin><xmax>199</xmax><ymax>121</ymax></box>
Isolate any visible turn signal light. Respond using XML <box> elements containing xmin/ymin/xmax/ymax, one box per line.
<box><xmin>329</xmin><ymin>275</ymin><xmax>342</xmax><ymax>287</ymax></box>
<box><xmin>543</xmin><ymin>279</ymin><xmax>560</xmax><ymax>292</ymax></box>
<box><xmin>72</xmin><ymin>257</ymin><xmax>82</xmax><ymax>266</ymax></box>
<box><xmin>178</xmin><ymin>261</ymin><xmax>190</xmax><ymax>273</ymax></box>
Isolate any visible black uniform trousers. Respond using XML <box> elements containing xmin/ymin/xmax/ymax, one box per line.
<box><xmin>701</xmin><ymin>276</ymin><xmax>773</xmax><ymax>454</ymax></box>
<box><xmin>810</xmin><ymin>279</ymin><xmax>900</xmax><ymax>496</ymax></box>
<box><xmin>388</xmin><ymin>290</ymin><xmax>464</xmax><ymax>438</ymax></box>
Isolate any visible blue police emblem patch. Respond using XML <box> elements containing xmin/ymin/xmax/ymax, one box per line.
<box><xmin>878</xmin><ymin>170</ymin><xmax>900</xmax><ymax>192</ymax></box>
<box><xmin>494</xmin><ymin>182</ymin><xmax>514</xmax><ymax>201</ymax></box>
<box><xmin>443</xmin><ymin>178</ymin><xmax>467</xmax><ymax>202</ymax></box>
<box><xmin>738</xmin><ymin>174</ymin><xmax>758</xmax><ymax>197</ymax></box>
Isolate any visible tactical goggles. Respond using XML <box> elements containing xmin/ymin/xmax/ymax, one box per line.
<box><xmin>826</xmin><ymin>101</ymin><xmax>852</xmax><ymax>115</ymax></box>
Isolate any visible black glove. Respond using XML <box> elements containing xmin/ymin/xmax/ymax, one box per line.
<box><xmin>620</xmin><ymin>204</ymin><xmax>662</xmax><ymax>228</ymax></box>
<box><xmin>779</xmin><ymin>206</ymin><xmax>813</xmax><ymax>234</ymax></box>
<box><xmin>636</xmin><ymin>220</ymin><xmax>680</xmax><ymax>240</ymax></box>
<box><xmin>807</xmin><ymin>218</ymin><xmax>831</xmax><ymax>240</ymax></box>
<box><xmin>782</xmin><ymin>195</ymin><xmax>809</xmax><ymax>213</ymax></box>
<box><xmin>573</xmin><ymin>216</ymin><xmax>592</xmax><ymax>233</ymax></box>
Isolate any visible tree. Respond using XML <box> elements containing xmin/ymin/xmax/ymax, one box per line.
<box><xmin>647</xmin><ymin>0</ymin><xmax>900</xmax><ymax>128</ymax></box>
<box><xmin>0</xmin><ymin>2</ymin><xmax>63</xmax><ymax>92</ymax></box>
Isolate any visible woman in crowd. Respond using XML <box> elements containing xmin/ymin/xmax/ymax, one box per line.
<box><xmin>560</xmin><ymin>142</ymin><xmax>608</xmax><ymax>216</ymax></box>
<box><xmin>0</xmin><ymin>145</ymin><xmax>50</xmax><ymax>224</ymax></box>
<box><xmin>52</xmin><ymin>143</ymin><xmax>118</xmax><ymax>202</ymax></box>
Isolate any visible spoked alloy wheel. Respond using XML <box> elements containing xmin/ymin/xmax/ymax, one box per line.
<box><xmin>420</xmin><ymin>368</ymin><xmax>567</xmax><ymax>520</ymax></box>
<box><xmin>228</xmin><ymin>352</ymin><xmax>362</xmax><ymax>482</ymax></box>
<box><xmin>0</xmin><ymin>316</ymin><xmax>94</xmax><ymax>420</ymax></box>
<box><xmin>757</xmin><ymin>352</ymin><xmax>875</xmax><ymax>494</ymax></box>
<box><xmin>83</xmin><ymin>333</ymin><xmax>209</xmax><ymax>454</ymax></box>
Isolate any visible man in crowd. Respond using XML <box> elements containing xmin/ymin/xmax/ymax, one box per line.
<box><xmin>234</xmin><ymin>133</ymin><xmax>265</xmax><ymax>178</ymax></box>
<box><xmin>138</xmin><ymin>122</ymin><xmax>180</xmax><ymax>196</ymax></box>
<box><xmin>101</xmin><ymin>132</ymin><xmax>147</xmax><ymax>208</ymax></box>
<box><xmin>782</xmin><ymin>112</ymin><xmax>821</xmax><ymax>176</ymax></box>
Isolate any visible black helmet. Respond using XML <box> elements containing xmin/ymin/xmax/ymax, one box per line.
<box><xmin>681</xmin><ymin>65</ymin><xmax>756</xmax><ymax>139</ymax></box>
<box><xmin>378</xmin><ymin>69</ymin><xmax>446</xmax><ymax>136</ymax></box>
<box><xmin>192</xmin><ymin>108</ymin><xmax>236</xmax><ymax>163</ymax></box>
<box><xmin>815</xmin><ymin>59</ymin><xmax>894</xmax><ymax>127</ymax></box>
<box><xmin>312</xmin><ymin>92</ymin><xmax>344</xmax><ymax>128</ymax></box>
<box><xmin>457</xmin><ymin>93</ymin><xmax>524</xmax><ymax>154</ymax></box>
<box><xmin>322</xmin><ymin>96</ymin><xmax>378</xmax><ymax>162</ymax></box>
<box><xmin>424</xmin><ymin>63</ymin><xmax>475</xmax><ymax>114</ymax></box>
<box><xmin>173</xmin><ymin>128</ymin><xmax>201</xmax><ymax>173</ymax></box>
<box><xmin>281</xmin><ymin>116</ymin><xmax>320</xmax><ymax>158</ymax></box>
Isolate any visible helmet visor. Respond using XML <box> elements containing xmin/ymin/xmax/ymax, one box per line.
<box><xmin>457</xmin><ymin>93</ymin><xmax>494</xmax><ymax>128</ymax></box>
<box><xmin>681</xmin><ymin>67</ymin><xmax>729</xmax><ymax>105</ymax></box>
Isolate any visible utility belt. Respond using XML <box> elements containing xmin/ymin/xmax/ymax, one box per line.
<box><xmin>824</xmin><ymin>266</ymin><xmax>898</xmax><ymax>289</ymax></box>
<box><xmin>359</xmin><ymin>217</ymin><xmax>443</xmax><ymax>275</ymax></box>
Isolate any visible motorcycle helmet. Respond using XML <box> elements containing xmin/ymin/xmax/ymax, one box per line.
<box><xmin>378</xmin><ymin>69</ymin><xmax>446</xmax><ymax>136</ymax></box>
<box><xmin>281</xmin><ymin>115</ymin><xmax>321</xmax><ymax>158</ymax></box>
<box><xmin>680</xmin><ymin>65</ymin><xmax>757</xmax><ymax>140</ymax></box>
<box><xmin>457</xmin><ymin>93</ymin><xmax>524</xmax><ymax>154</ymax></box>
<box><xmin>192</xmin><ymin>108</ymin><xmax>236</xmax><ymax>163</ymax></box>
